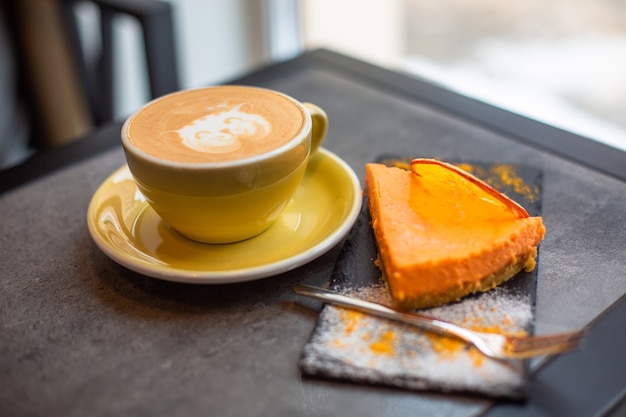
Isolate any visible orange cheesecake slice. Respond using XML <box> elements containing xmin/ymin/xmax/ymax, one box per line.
<box><xmin>365</xmin><ymin>159</ymin><xmax>545</xmax><ymax>310</ymax></box>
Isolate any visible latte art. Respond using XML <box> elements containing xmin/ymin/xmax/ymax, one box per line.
<box><xmin>175</xmin><ymin>105</ymin><xmax>272</xmax><ymax>154</ymax></box>
<box><xmin>125</xmin><ymin>86</ymin><xmax>306</xmax><ymax>163</ymax></box>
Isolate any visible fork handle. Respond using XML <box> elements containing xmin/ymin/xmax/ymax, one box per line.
<box><xmin>293</xmin><ymin>284</ymin><xmax>476</xmax><ymax>342</ymax></box>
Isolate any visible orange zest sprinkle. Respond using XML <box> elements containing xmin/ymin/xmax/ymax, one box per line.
<box><xmin>369</xmin><ymin>330</ymin><xmax>396</xmax><ymax>355</ymax></box>
<box><xmin>338</xmin><ymin>307</ymin><xmax>364</xmax><ymax>335</ymax></box>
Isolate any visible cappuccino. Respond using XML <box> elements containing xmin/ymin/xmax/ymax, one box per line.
<box><xmin>125</xmin><ymin>86</ymin><xmax>307</xmax><ymax>163</ymax></box>
<box><xmin>121</xmin><ymin>85</ymin><xmax>328</xmax><ymax>243</ymax></box>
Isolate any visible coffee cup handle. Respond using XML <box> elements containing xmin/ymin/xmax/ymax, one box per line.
<box><xmin>303</xmin><ymin>103</ymin><xmax>328</xmax><ymax>155</ymax></box>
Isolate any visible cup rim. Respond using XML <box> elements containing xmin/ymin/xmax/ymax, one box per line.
<box><xmin>121</xmin><ymin>85</ymin><xmax>312</xmax><ymax>169</ymax></box>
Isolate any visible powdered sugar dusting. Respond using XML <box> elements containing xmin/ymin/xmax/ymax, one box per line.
<box><xmin>347</xmin><ymin>281</ymin><xmax>532</xmax><ymax>334</ymax></box>
<box><xmin>300</xmin><ymin>282</ymin><xmax>532</xmax><ymax>398</ymax></box>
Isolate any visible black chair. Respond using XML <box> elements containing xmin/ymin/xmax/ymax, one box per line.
<box><xmin>60</xmin><ymin>0</ymin><xmax>180</xmax><ymax>126</ymax></box>
<box><xmin>0</xmin><ymin>0</ymin><xmax>179</xmax><ymax>166</ymax></box>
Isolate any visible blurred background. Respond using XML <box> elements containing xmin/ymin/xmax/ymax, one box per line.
<box><xmin>2</xmin><ymin>0</ymin><xmax>625</xmax><ymax>169</ymax></box>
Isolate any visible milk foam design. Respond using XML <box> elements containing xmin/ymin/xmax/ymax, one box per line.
<box><xmin>175</xmin><ymin>104</ymin><xmax>272</xmax><ymax>153</ymax></box>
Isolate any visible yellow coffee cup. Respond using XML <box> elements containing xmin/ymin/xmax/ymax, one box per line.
<box><xmin>121</xmin><ymin>85</ymin><xmax>327</xmax><ymax>243</ymax></box>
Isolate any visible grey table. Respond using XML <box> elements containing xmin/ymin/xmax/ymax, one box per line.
<box><xmin>2</xmin><ymin>49</ymin><xmax>625</xmax><ymax>417</ymax></box>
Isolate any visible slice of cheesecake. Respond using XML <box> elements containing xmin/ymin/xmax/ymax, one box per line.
<box><xmin>365</xmin><ymin>159</ymin><xmax>545</xmax><ymax>310</ymax></box>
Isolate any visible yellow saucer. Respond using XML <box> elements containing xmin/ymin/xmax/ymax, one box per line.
<box><xmin>86</xmin><ymin>148</ymin><xmax>362</xmax><ymax>283</ymax></box>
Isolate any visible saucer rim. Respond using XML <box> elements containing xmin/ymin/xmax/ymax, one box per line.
<box><xmin>86</xmin><ymin>148</ymin><xmax>362</xmax><ymax>284</ymax></box>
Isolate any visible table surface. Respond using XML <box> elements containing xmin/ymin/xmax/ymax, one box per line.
<box><xmin>1</xmin><ymin>49</ymin><xmax>625</xmax><ymax>417</ymax></box>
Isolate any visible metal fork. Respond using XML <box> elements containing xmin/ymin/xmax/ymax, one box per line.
<box><xmin>293</xmin><ymin>284</ymin><xmax>584</xmax><ymax>360</ymax></box>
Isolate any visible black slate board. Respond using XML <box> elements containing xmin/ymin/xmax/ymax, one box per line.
<box><xmin>300</xmin><ymin>158</ymin><xmax>543</xmax><ymax>398</ymax></box>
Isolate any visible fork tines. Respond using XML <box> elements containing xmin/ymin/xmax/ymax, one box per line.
<box><xmin>506</xmin><ymin>330</ymin><xmax>585</xmax><ymax>357</ymax></box>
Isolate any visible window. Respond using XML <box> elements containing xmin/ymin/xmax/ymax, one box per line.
<box><xmin>302</xmin><ymin>0</ymin><xmax>626</xmax><ymax>151</ymax></box>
